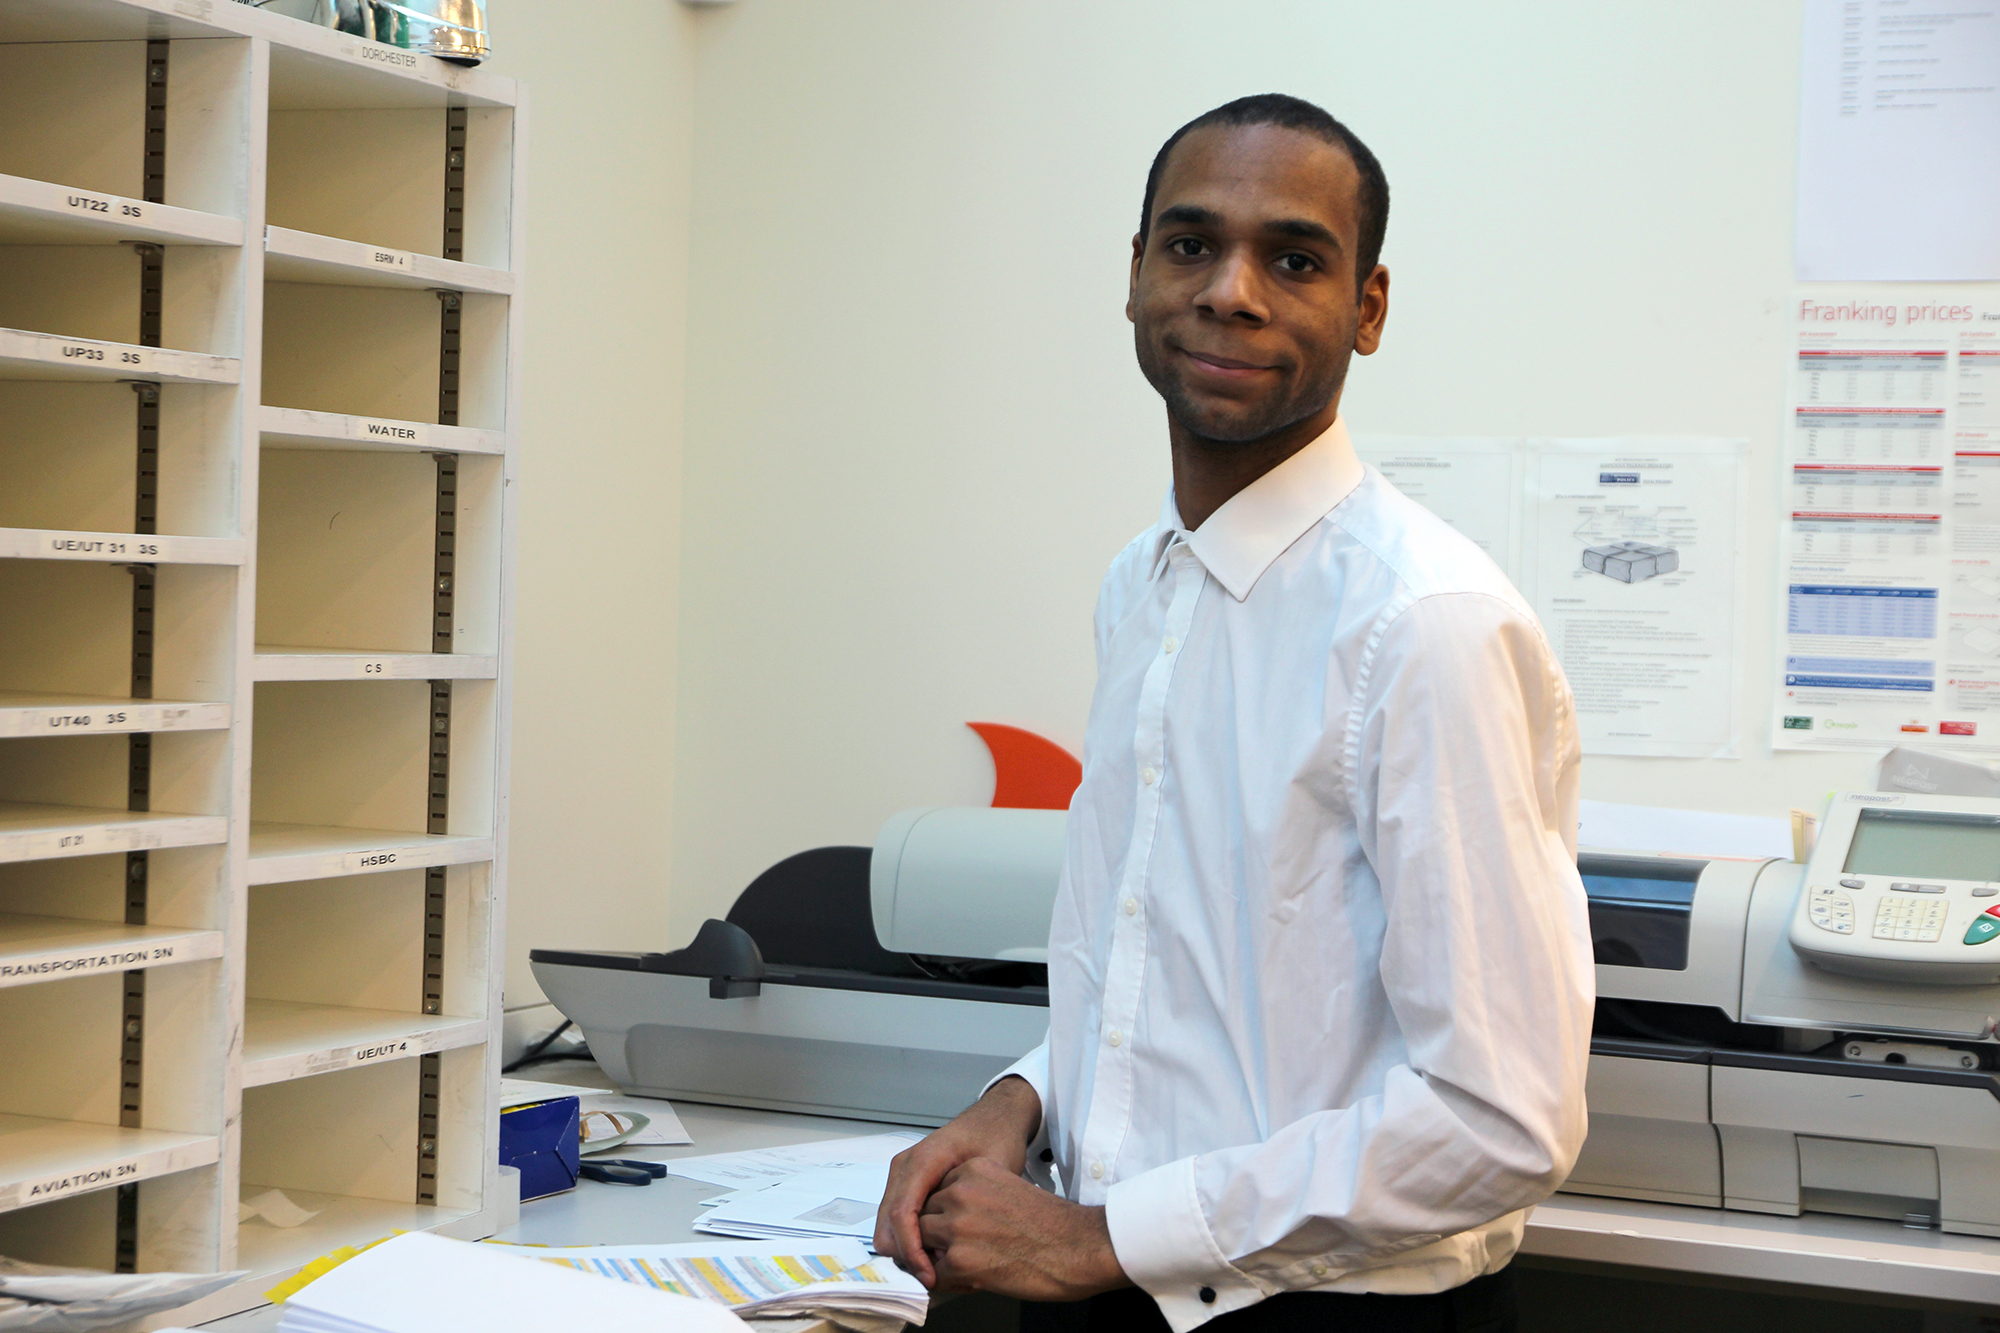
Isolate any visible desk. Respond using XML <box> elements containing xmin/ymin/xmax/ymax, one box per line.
<box><xmin>198</xmin><ymin>1066</ymin><xmax>2000</xmax><ymax>1329</ymax></box>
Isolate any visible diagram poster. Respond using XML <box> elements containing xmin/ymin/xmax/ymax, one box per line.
<box><xmin>1776</xmin><ymin>286</ymin><xmax>2000</xmax><ymax>752</ymax></box>
<box><xmin>1526</xmin><ymin>440</ymin><xmax>1746</xmax><ymax>759</ymax></box>
<box><xmin>1354</xmin><ymin>436</ymin><xmax>1524</xmax><ymax>579</ymax></box>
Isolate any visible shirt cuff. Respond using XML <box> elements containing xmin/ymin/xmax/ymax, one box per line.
<box><xmin>982</xmin><ymin>1044</ymin><xmax>1054</xmax><ymax>1190</ymax></box>
<box><xmin>1104</xmin><ymin>1156</ymin><xmax>1265</xmax><ymax>1333</ymax></box>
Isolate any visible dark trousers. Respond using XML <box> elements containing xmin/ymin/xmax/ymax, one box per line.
<box><xmin>1021</xmin><ymin>1268</ymin><xmax>1516</xmax><ymax>1333</ymax></box>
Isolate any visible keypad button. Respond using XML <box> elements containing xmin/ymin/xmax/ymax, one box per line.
<box><xmin>1840</xmin><ymin>878</ymin><xmax>1865</xmax><ymax>889</ymax></box>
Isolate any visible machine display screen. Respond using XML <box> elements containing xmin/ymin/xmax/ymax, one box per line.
<box><xmin>1843</xmin><ymin>808</ymin><xmax>2000</xmax><ymax>882</ymax></box>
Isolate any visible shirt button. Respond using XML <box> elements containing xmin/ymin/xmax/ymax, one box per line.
<box><xmin>1090</xmin><ymin>1161</ymin><xmax>1105</xmax><ymax>1180</ymax></box>
<box><xmin>1310</xmin><ymin>1263</ymin><xmax>1328</xmax><ymax>1278</ymax></box>
<box><xmin>1107</xmin><ymin>1029</ymin><xmax>1123</xmax><ymax>1047</ymax></box>
<box><xmin>1123</xmin><ymin>897</ymin><xmax>1138</xmax><ymax>916</ymax></box>
<box><xmin>1162</xmin><ymin>636</ymin><xmax>1178</xmax><ymax>654</ymax></box>
<box><xmin>1141</xmin><ymin>767</ymin><xmax>1158</xmax><ymax>786</ymax></box>
<box><xmin>1199</xmin><ymin>1287</ymin><xmax>1217</xmax><ymax>1305</ymax></box>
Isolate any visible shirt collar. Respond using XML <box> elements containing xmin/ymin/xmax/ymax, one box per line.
<box><xmin>1147</xmin><ymin>417</ymin><xmax>1365</xmax><ymax>601</ymax></box>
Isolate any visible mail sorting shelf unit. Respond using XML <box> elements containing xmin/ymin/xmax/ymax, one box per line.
<box><xmin>0</xmin><ymin>1</ymin><xmax>521</xmax><ymax>1321</ymax></box>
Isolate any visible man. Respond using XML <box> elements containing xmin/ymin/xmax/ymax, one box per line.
<box><xmin>874</xmin><ymin>94</ymin><xmax>1594</xmax><ymax>1333</ymax></box>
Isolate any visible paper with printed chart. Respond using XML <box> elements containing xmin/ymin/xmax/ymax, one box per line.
<box><xmin>1776</xmin><ymin>287</ymin><xmax>2000</xmax><ymax>752</ymax></box>
<box><xmin>1356</xmin><ymin>435</ymin><xmax>1745</xmax><ymax>758</ymax></box>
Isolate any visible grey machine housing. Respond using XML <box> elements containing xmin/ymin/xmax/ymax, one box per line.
<box><xmin>535</xmin><ymin>798</ymin><xmax>2000</xmax><ymax>1238</ymax></box>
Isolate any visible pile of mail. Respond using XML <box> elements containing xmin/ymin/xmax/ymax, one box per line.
<box><xmin>0</xmin><ymin>1257</ymin><xmax>242</xmax><ymax>1332</ymax></box>
<box><xmin>530</xmin><ymin>1239</ymin><xmax>925</xmax><ymax>1327</ymax></box>
<box><xmin>657</xmin><ymin>1132</ymin><xmax>922</xmax><ymax>1249</ymax></box>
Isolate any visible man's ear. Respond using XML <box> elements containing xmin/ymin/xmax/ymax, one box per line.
<box><xmin>1126</xmin><ymin>233</ymin><xmax>1144</xmax><ymax>323</ymax></box>
<box><xmin>1353</xmin><ymin>265</ymin><xmax>1390</xmax><ymax>356</ymax></box>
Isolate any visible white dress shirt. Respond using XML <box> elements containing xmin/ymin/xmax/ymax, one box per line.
<box><xmin>993</xmin><ymin>418</ymin><xmax>1595</xmax><ymax>1332</ymax></box>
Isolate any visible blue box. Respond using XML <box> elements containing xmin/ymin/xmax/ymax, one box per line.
<box><xmin>499</xmin><ymin>1095</ymin><xmax>580</xmax><ymax>1201</ymax></box>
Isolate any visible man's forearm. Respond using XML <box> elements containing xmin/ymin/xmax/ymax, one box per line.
<box><xmin>980</xmin><ymin>1074</ymin><xmax>1043</xmax><ymax>1149</ymax></box>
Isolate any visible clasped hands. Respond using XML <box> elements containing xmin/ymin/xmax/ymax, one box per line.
<box><xmin>871</xmin><ymin>1076</ymin><xmax>1129</xmax><ymax>1302</ymax></box>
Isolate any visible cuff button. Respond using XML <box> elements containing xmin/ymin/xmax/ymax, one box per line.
<box><xmin>1039</xmin><ymin>1149</ymin><xmax>1054</xmax><ymax>1163</ymax></box>
<box><xmin>1198</xmin><ymin>1288</ymin><xmax>1216</xmax><ymax>1305</ymax></box>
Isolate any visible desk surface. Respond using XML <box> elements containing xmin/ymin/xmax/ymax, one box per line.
<box><xmin>199</xmin><ymin>1062</ymin><xmax>2000</xmax><ymax>1326</ymax></box>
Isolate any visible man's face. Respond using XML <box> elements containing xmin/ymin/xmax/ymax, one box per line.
<box><xmin>1128</xmin><ymin>123</ymin><xmax>1388</xmax><ymax>445</ymax></box>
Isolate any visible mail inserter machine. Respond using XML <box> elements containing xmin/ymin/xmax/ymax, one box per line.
<box><xmin>532</xmin><ymin>792</ymin><xmax>2000</xmax><ymax>1237</ymax></box>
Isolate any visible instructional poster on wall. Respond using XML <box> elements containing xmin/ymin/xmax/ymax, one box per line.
<box><xmin>1776</xmin><ymin>286</ymin><xmax>2000</xmax><ymax>753</ymax></box>
<box><xmin>1357</xmin><ymin>436</ymin><xmax>1745</xmax><ymax>759</ymax></box>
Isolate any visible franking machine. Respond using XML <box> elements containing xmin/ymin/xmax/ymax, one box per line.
<box><xmin>534</xmin><ymin>776</ymin><xmax>2000</xmax><ymax>1236</ymax></box>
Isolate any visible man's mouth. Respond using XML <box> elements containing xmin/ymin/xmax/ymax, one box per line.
<box><xmin>1178</xmin><ymin>347</ymin><xmax>1277</xmax><ymax>379</ymax></box>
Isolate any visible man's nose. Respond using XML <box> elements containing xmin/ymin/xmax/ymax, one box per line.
<box><xmin>1195</xmin><ymin>250</ymin><xmax>1269</xmax><ymax>324</ymax></box>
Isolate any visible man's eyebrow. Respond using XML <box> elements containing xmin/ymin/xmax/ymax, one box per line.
<box><xmin>1154</xmin><ymin>204</ymin><xmax>1224</xmax><ymax>229</ymax></box>
<box><xmin>1265</xmin><ymin>217</ymin><xmax>1343</xmax><ymax>251</ymax></box>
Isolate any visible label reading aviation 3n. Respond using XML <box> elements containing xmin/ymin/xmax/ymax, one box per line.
<box><xmin>24</xmin><ymin>1159</ymin><xmax>141</xmax><ymax>1203</ymax></box>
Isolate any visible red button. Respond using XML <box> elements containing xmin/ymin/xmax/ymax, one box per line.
<box><xmin>1985</xmin><ymin>905</ymin><xmax>2000</xmax><ymax>919</ymax></box>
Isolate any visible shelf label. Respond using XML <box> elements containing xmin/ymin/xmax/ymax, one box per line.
<box><xmin>64</xmin><ymin>194</ymin><xmax>145</xmax><ymax>222</ymax></box>
<box><xmin>40</xmin><ymin>710</ymin><xmax>131</xmax><ymax>730</ymax></box>
<box><xmin>44</xmin><ymin>536</ymin><xmax>162</xmax><ymax>558</ymax></box>
<box><xmin>369</xmin><ymin>247</ymin><xmax>413</xmax><ymax>271</ymax></box>
<box><xmin>21</xmin><ymin>1158</ymin><xmax>142</xmax><ymax>1204</ymax></box>
<box><xmin>0</xmin><ymin>943</ymin><xmax>177</xmax><ymax>984</ymax></box>
<box><xmin>357</xmin><ymin>851</ymin><xmax>398</xmax><ymax>868</ymax></box>
<box><xmin>354</xmin><ymin>1039</ymin><xmax>412</xmax><ymax>1063</ymax></box>
<box><xmin>349</xmin><ymin>42</ymin><xmax>420</xmax><ymax>69</ymax></box>
<box><xmin>59</xmin><ymin>343</ymin><xmax>149</xmax><ymax>369</ymax></box>
<box><xmin>352</xmin><ymin>418</ymin><xmax>427</xmax><ymax>445</ymax></box>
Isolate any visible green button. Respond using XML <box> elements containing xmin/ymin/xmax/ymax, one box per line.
<box><xmin>1965</xmin><ymin>916</ymin><xmax>2000</xmax><ymax>946</ymax></box>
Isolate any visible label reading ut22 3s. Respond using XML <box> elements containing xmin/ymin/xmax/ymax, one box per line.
<box><xmin>65</xmin><ymin>194</ymin><xmax>145</xmax><ymax>220</ymax></box>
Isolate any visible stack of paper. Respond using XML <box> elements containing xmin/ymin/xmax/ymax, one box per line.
<box><xmin>273</xmin><ymin>1232</ymin><xmax>746</xmax><ymax>1333</ymax></box>
<box><xmin>694</xmin><ymin>1164</ymin><xmax>890</xmax><ymax>1245</ymax></box>
<box><xmin>664</xmin><ymin>1131</ymin><xmax>921</xmax><ymax>1187</ymax></box>
<box><xmin>529</xmin><ymin>1239</ymin><xmax>926</xmax><ymax>1327</ymax></box>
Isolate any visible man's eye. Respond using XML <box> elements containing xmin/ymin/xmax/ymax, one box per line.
<box><xmin>1170</xmin><ymin>238</ymin><xmax>1206</xmax><ymax>257</ymax></box>
<box><xmin>1277</xmin><ymin>253</ymin><xmax>1317</xmax><ymax>273</ymax></box>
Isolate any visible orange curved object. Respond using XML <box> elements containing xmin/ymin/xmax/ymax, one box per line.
<box><xmin>967</xmin><ymin>722</ymin><xmax>1082</xmax><ymax>810</ymax></box>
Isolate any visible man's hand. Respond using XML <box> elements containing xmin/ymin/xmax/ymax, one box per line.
<box><xmin>874</xmin><ymin>1076</ymin><xmax>1041</xmax><ymax>1286</ymax></box>
<box><xmin>919</xmin><ymin>1159</ymin><xmax>1127</xmax><ymax>1301</ymax></box>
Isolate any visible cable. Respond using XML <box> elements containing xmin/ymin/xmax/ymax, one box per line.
<box><xmin>502</xmin><ymin>1019</ymin><xmax>574</xmax><ymax>1074</ymax></box>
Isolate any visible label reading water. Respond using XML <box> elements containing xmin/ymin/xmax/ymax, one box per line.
<box><xmin>356</xmin><ymin>419</ymin><xmax>425</xmax><ymax>445</ymax></box>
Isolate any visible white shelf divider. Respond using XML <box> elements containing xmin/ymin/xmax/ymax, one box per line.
<box><xmin>265</xmin><ymin>225</ymin><xmax>513</xmax><ymax>295</ymax></box>
<box><xmin>0</xmin><ymin>802</ymin><xmax>229</xmax><ymax>866</ymax></box>
<box><xmin>0</xmin><ymin>528</ymin><xmax>245</xmax><ymax>565</ymax></box>
<box><xmin>0</xmin><ymin>329</ymin><xmax>240</xmax><ymax>384</ymax></box>
<box><xmin>0</xmin><ymin>914</ymin><xmax>225</xmax><ymax>990</ymax></box>
<box><xmin>0</xmin><ymin>1118</ymin><xmax>220</xmax><ymax>1216</ymax></box>
<box><xmin>247</xmin><ymin>822</ymin><xmax>495</xmax><ymax>887</ymax></box>
<box><xmin>0</xmin><ymin>692</ymin><xmax>229</xmax><ymax>739</ymax></box>
<box><xmin>253</xmin><ymin>647</ymin><xmax>498</xmax><ymax>683</ymax></box>
<box><xmin>243</xmin><ymin>999</ymin><xmax>487</xmax><ymax>1087</ymax></box>
<box><xmin>259</xmin><ymin>405</ymin><xmax>505</xmax><ymax>457</ymax></box>
<box><xmin>0</xmin><ymin>171</ymin><xmax>244</xmax><ymax>247</ymax></box>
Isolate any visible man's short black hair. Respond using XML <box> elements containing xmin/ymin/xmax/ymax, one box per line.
<box><xmin>1140</xmin><ymin>93</ymin><xmax>1390</xmax><ymax>293</ymax></box>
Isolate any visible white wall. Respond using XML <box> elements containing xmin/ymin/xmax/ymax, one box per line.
<box><xmin>483</xmin><ymin>1</ymin><xmax>698</xmax><ymax>1003</ymax></box>
<box><xmin>664</xmin><ymin>0</ymin><xmax>1881</xmax><ymax>939</ymax></box>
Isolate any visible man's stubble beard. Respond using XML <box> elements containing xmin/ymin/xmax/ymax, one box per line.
<box><xmin>1135</xmin><ymin>332</ymin><xmax>1347</xmax><ymax>448</ymax></box>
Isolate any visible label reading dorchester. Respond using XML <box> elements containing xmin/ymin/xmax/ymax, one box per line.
<box><xmin>0</xmin><ymin>945</ymin><xmax>173</xmax><ymax>982</ymax></box>
<box><xmin>351</xmin><ymin>43</ymin><xmax>419</xmax><ymax>68</ymax></box>
<box><xmin>27</xmin><ymin>1159</ymin><xmax>140</xmax><ymax>1201</ymax></box>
